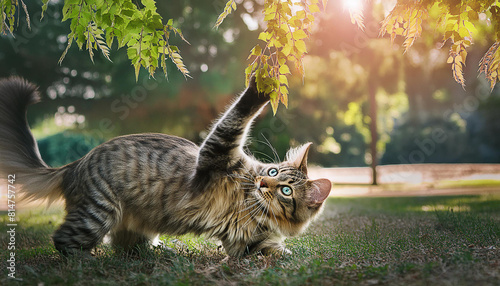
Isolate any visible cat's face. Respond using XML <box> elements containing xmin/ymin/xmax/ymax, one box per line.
<box><xmin>248</xmin><ymin>143</ymin><xmax>331</xmax><ymax>237</ymax></box>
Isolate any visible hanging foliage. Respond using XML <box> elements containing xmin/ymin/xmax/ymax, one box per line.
<box><xmin>1</xmin><ymin>0</ymin><xmax>190</xmax><ymax>80</ymax></box>
<box><xmin>217</xmin><ymin>0</ymin><xmax>327</xmax><ymax>114</ymax></box>
<box><xmin>374</xmin><ymin>0</ymin><xmax>499</xmax><ymax>90</ymax></box>
<box><xmin>4</xmin><ymin>0</ymin><xmax>500</xmax><ymax>107</ymax></box>
<box><xmin>0</xmin><ymin>0</ymin><xmax>30</xmax><ymax>37</ymax></box>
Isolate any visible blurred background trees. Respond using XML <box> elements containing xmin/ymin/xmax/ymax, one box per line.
<box><xmin>1</xmin><ymin>0</ymin><xmax>499</xmax><ymax>168</ymax></box>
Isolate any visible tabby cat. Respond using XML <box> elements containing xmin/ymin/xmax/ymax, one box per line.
<box><xmin>0</xmin><ymin>76</ymin><xmax>331</xmax><ymax>257</ymax></box>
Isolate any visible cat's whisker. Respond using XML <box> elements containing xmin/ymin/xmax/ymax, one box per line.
<box><xmin>251</xmin><ymin>150</ymin><xmax>276</xmax><ymax>164</ymax></box>
<box><xmin>229</xmin><ymin>172</ymin><xmax>252</xmax><ymax>179</ymax></box>
<box><xmin>229</xmin><ymin>175</ymin><xmax>254</xmax><ymax>184</ymax></box>
<box><xmin>238</xmin><ymin>185</ymin><xmax>256</xmax><ymax>190</ymax></box>
<box><xmin>248</xmin><ymin>197</ymin><xmax>268</xmax><ymax>227</ymax></box>
<box><xmin>236</xmin><ymin>177</ymin><xmax>254</xmax><ymax>182</ymax></box>
<box><xmin>238</xmin><ymin>182</ymin><xmax>256</xmax><ymax>187</ymax></box>
<box><xmin>237</xmin><ymin>203</ymin><xmax>261</xmax><ymax>220</ymax></box>
<box><xmin>261</xmin><ymin>135</ymin><xmax>281</xmax><ymax>163</ymax></box>
<box><xmin>250</xmin><ymin>202</ymin><xmax>269</xmax><ymax>238</ymax></box>
<box><xmin>241</xmin><ymin>173</ymin><xmax>256</xmax><ymax>182</ymax></box>
<box><xmin>246</xmin><ymin>197</ymin><xmax>263</xmax><ymax>217</ymax></box>
<box><xmin>268</xmin><ymin>204</ymin><xmax>279</xmax><ymax>227</ymax></box>
<box><xmin>241</xmin><ymin>200</ymin><xmax>266</xmax><ymax>229</ymax></box>
<box><xmin>240</xmin><ymin>184</ymin><xmax>256</xmax><ymax>190</ymax></box>
<box><xmin>237</xmin><ymin>197</ymin><xmax>267</xmax><ymax>224</ymax></box>
<box><xmin>242</xmin><ymin>196</ymin><xmax>256</xmax><ymax>203</ymax></box>
<box><xmin>252</xmin><ymin>139</ymin><xmax>278</xmax><ymax>163</ymax></box>
<box><xmin>242</xmin><ymin>199</ymin><xmax>259</xmax><ymax>207</ymax></box>
<box><xmin>239</xmin><ymin>188</ymin><xmax>256</xmax><ymax>192</ymax></box>
<box><xmin>241</xmin><ymin>212</ymin><xmax>258</xmax><ymax>229</ymax></box>
<box><xmin>232</xmin><ymin>174</ymin><xmax>256</xmax><ymax>185</ymax></box>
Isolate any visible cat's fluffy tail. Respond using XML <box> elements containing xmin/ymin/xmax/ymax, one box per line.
<box><xmin>0</xmin><ymin>77</ymin><xmax>65</xmax><ymax>204</ymax></box>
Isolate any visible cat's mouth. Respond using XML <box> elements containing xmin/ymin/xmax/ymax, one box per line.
<box><xmin>258</xmin><ymin>179</ymin><xmax>268</xmax><ymax>189</ymax></box>
<box><xmin>256</xmin><ymin>179</ymin><xmax>273</xmax><ymax>201</ymax></box>
<box><xmin>255</xmin><ymin>178</ymin><xmax>267</xmax><ymax>194</ymax></box>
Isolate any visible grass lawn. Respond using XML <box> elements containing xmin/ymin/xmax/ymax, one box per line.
<box><xmin>1</xmin><ymin>193</ymin><xmax>499</xmax><ymax>285</ymax></box>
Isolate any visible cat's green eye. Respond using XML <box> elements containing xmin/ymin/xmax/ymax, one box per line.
<box><xmin>268</xmin><ymin>168</ymin><xmax>278</xmax><ymax>177</ymax></box>
<box><xmin>281</xmin><ymin>186</ymin><xmax>292</xmax><ymax>196</ymax></box>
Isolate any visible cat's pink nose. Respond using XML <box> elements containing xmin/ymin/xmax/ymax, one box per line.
<box><xmin>260</xmin><ymin>180</ymin><xmax>268</xmax><ymax>188</ymax></box>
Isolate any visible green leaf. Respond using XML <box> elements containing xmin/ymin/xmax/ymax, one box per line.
<box><xmin>41</xmin><ymin>0</ymin><xmax>50</xmax><ymax>19</ymax></box>
<box><xmin>94</xmin><ymin>0</ymin><xmax>104</xmax><ymax>7</ymax></box>
<box><xmin>127</xmin><ymin>19</ymin><xmax>143</xmax><ymax>32</ymax></box>
<box><xmin>458</xmin><ymin>26</ymin><xmax>470</xmax><ymax>38</ymax></box>
<box><xmin>115</xmin><ymin>15</ymin><xmax>126</xmax><ymax>27</ymax></box>
<box><xmin>281</xmin><ymin>2</ymin><xmax>292</xmax><ymax>16</ymax></box>
<box><xmin>142</xmin><ymin>0</ymin><xmax>156</xmax><ymax>11</ymax></box>
<box><xmin>270</xmin><ymin>92</ymin><xmax>279</xmax><ymax>115</ymax></box>
<box><xmin>170</xmin><ymin>45</ymin><xmax>179</xmax><ymax>52</ymax></box>
<box><xmin>258</xmin><ymin>32</ymin><xmax>268</xmax><ymax>41</ymax></box>
<box><xmin>122</xmin><ymin>9</ymin><xmax>136</xmax><ymax>18</ymax></box>
<box><xmin>279</xmin><ymin>74</ymin><xmax>288</xmax><ymax>86</ymax></box>
<box><xmin>264</xmin><ymin>12</ymin><xmax>275</xmax><ymax>21</ymax></box>
<box><xmin>282</xmin><ymin>45</ymin><xmax>292</xmax><ymax>56</ymax></box>
<box><xmin>464</xmin><ymin>20</ymin><xmax>478</xmax><ymax>35</ymax></box>
<box><xmin>248</xmin><ymin>44</ymin><xmax>262</xmax><ymax>59</ymax></box>
<box><xmin>215</xmin><ymin>0</ymin><xmax>236</xmax><ymax>28</ymax></box>
<box><xmin>309</xmin><ymin>4</ymin><xmax>320</xmax><ymax>13</ymax></box>
<box><xmin>293</xmin><ymin>29</ymin><xmax>307</xmax><ymax>40</ymax></box>
<box><xmin>296</xmin><ymin>10</ymin><xmax>306</xmax><ymax>19</ymax></box>
<box><xmin>134</xmin><ymin>61</ymin><xmax>141</xmax><ymax>81</ymax></box>
<box><xmin>106</xmin><ymin>30</ymin><xmax>115</xmax><ymax>49</ymax></box>
<box><xmin>279</xmin><ymin>64</ymin><xmax>291</xmax><ymax>74</ymax></box>
<box><xmin>295</xmin><ymin>40</ymin><xmax>307</xmax><ymax>54</ymax></box>
<box><xmin>280</xmin><ymin>85</ymin><xmax>288</xmax><ymax>107</ymax></box>
<box><xmin>244</xmin><ymin>65</ymin><xmax>254</xmax><ymax>86</ymax></box>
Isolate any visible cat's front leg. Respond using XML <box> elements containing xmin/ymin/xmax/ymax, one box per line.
<box><xmin>195</xmin><ymin>76</ymin><xmax>272</xmax><ymax>178</ymax></box>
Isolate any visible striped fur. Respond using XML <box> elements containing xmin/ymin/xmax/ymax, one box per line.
<box><xmin>0</xmin><ymin>76</ymin><xmax>331</xmax><ymax>257</ymax></box>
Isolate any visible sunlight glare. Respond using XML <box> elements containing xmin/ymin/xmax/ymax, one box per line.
<box><xmin>343</xmin><ymin>0</ymin><xmax>364</xmax><ymax>12</ymax></box>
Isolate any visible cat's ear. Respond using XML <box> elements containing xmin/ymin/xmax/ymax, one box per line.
<box><xmin>307</xmin><ymin>179</ymin><xmax>332</xmax><ymax>208</ymax></box>
<box><xmin>287</xmin><ymin>142</ymin><xmax>312</xmax><ymax>174</ymax></box>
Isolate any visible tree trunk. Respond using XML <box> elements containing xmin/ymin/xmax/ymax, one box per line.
<box><xmin>368</xmin><ymin>79</ymin><xmax>378</xmax><ymax>185</ymax></box>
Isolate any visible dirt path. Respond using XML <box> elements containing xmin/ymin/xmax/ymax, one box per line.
<box><xmin>330</xmin><ymin>185</ymin><xmax>500</xmax><ymax>197</ymax></box>
<box><xmin>310</xmin><ymin>164</ymin><xmax>500</xmax><ymax>185</ymax></box>
<box><xmin>308</xmin><ymin>164</ymin><xmax>500</xmax><ymax>197</ymax></box>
